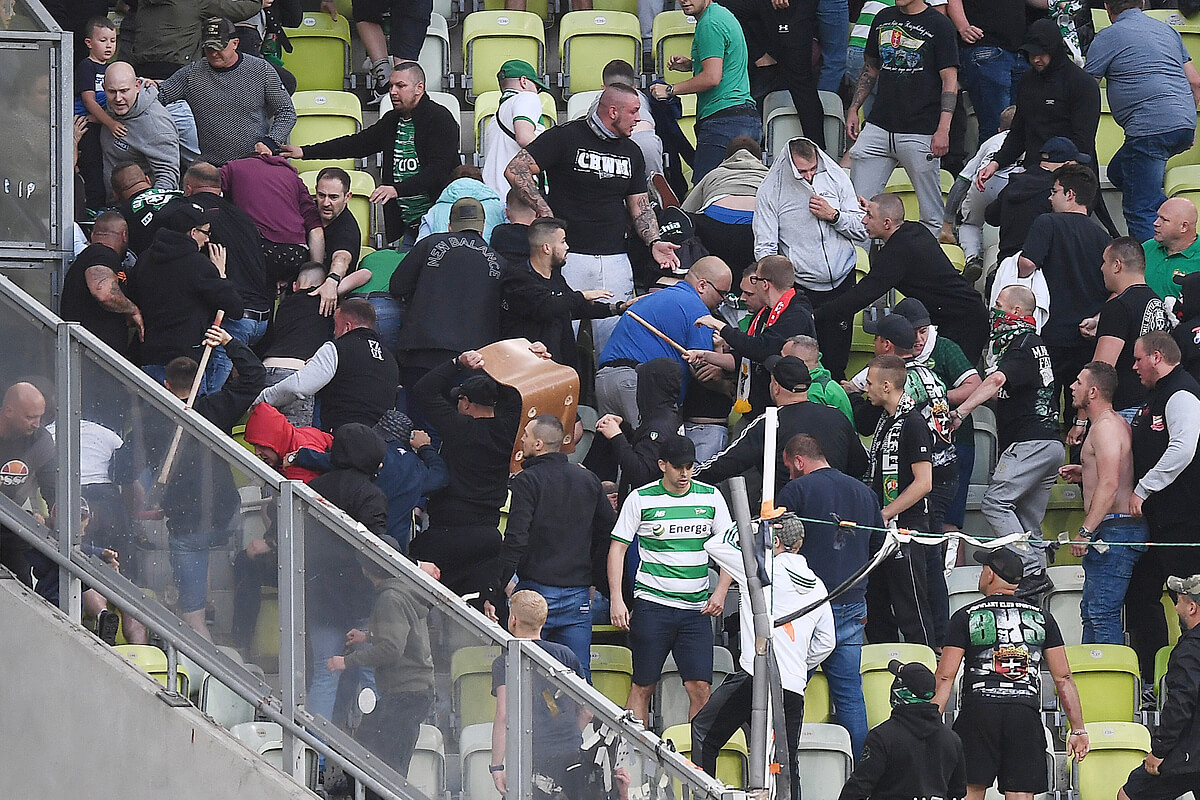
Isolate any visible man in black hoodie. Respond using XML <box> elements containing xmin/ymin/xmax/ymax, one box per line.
<box><xmin>985</xmin><ymin>137</ymin><xmax>1089</xmax><ymax>264</ymax></box>
<box><xmin>838</xmin><ymin>660</ymin><xmax>966</xmax><ymax>800</ymax></box>
<box><xmin>280</xmin><ymin>62</ymin><xmax>459</xmax><ymax>247</ymax></box>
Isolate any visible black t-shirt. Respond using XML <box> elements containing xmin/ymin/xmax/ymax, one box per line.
<box><xmin>323</xmin><ymin>208</ymin><xmax>361</xmax><ymax>274</ymax></box>
<box><xmin>60</xmin><ymin>243</ymin><xmax>131</xmax><ymax>355</ymax></box>
<box><xmin>262</xmin><ymin>290</ymin><xmax>333</xmax><ymax>361</ymax></box>
<box><xmin>995</xmin><ymin>331</ymin><xmax>1059</xmax><ymax>448</ymax></box>
<box><xmin>74</xmin><ymin>57</ymin><xmax>106</xmax><ymax>116</ymax></box>
<box><xmin>524</xmin><ymin>120</ymin><xmax>647</xmax><ymax>256</ymax></box>
<box><xmin>491</xmin><ymin>639</ymin><xmax>585</xmax><ymax>758</ymax></box>
<box><xmin>180</xmin><ymin>193</ymin><xmax>274</xmax><ymax>312</ymax></box>
<box><xmin>947</xmin><ymin>594</ymin><xmax>1064</xmax><ymax>709</ymax></box>
<box><xmin>870</xmin><ymin>406</ymin><xmax>933</xmax><ymax>530</ymax></box>
<box><xmin>960</xmin><ymin>0</ymin><xmax>1026</xmax><ymax>52</ymax></box>
<box><xmin>122</xmin><ymin>187</ymin><xmax>183</xmax><ymax>257</ymax></box>
<box><xmin>1097</xmin><ymin>284</ymin><xmax>1172</xmax><ymax>411</ymax></box>
<box><xmin>1022</xmin><ymin>212</ymin><xmax>1111</xmax><ymax>348</ymax></box>
<box><xmin>865</xmin><ymin>6</ymin><xmax>959</xmax><ymax>135</ymax></box>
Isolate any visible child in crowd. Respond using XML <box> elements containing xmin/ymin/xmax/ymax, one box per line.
<box><xmin>74</xmin><ymin>16</ymin><xmax>119</xmax><ymax>212</ymax></box>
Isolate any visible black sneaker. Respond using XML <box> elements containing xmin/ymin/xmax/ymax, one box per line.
<box><xmin>1015</xmin><ymin>570</ymin><xmax>1055</xmax><ymax>602</ymax></box>
<box><xmin>96</xmin><ymin>608</ymin><xmax>120</xmax><ymax>646</ymax></box>
<box><xmin>962</xmin><ymin>254</ymin><xmax>984</xmax><ymax>284</ymax></box>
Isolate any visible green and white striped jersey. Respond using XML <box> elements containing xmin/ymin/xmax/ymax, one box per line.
<box><xmin>611</xmin><ymin>479</ymin><xmax>734</xmax><ymax>611</ymax></box>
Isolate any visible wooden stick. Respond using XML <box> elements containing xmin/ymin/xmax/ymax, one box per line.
<box><xmin>156</xmin><ymin>310</ymin><xmax>225</xmax><ymax>488</ymax></box>
<box><xmin>627</xmin><ymin>310</ymin><xmax>687</xmax><ymax>355</ymax></box>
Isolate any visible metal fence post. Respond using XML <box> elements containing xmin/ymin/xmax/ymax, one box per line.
<box><xmin>278</xmin><ymin>480</ymin><xmax>307</xmax><ymax>783</ymax></box>
<box><xmin>507</xmin><ymin>640</ymin><xmax>534</xmax><ymax>800</ymax></box>
<box><xmin>55</xmin><ymin>323</ymin><xmax>82</xmax><ymax>620</ymax></box>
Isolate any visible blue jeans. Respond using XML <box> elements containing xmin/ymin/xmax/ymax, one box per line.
<box><xmin>142</xmin><ymin>361</ymin><xmax>224</xmax><ymax>397</ymax></box>
<box><xmin>210</xmin><ymin>316</ymin><xmax>269</xmax><ymax>391</ymax></box>
<box><xmin>816</xmin><ymin>0</ymin><xmax>849</xmax><ymax>92</ymax></box>
<box><xmin>308</xmin><ymin>617</ymin><xmax>375</xmax><ymax>725</ymax></box>
<box><xmin>823</xmin><ymin>600</ymin><xmax>867</xmax><ymax>760</ymax></box>
<box><xmin>363</xmin><ymin>295</ymin><xmax>403</xmax><ymax>358</ymax></box>
<box><xmin>516</xmin><ymin>580</ymin><xmax>593</xmax><ymax>681</ymax></box>
<box><xmin>684</xmin><ymin>422</ymin><xmax>729</xmax><ymax>463</ymax></box>
<box><xmin>694</xmin><ymin>108</ymin><xmax>763</xmax><ymax>184</ymax></box>
<box><xmin>958</xmin><ymin>46</ymin><xmax>1027</xmax><ymax>141</ymax></box>
<box><xmin>1081</xmin><ymin>517</ymin><xmax>1147</xmax><ymax>645</ymax></box>
<box><xmin>1108</xmin><ymin>127</ymin><xmax>1196</xmax><ymax>243</ymax></box>
<box><xmin>168</xmin><ymin>529</ymin><xmax>211</xmax><ymax>614</ymax></box>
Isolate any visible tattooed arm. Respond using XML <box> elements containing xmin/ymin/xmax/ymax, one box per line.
<box><xmin>932</xmin><ymin>66</ymin><xmax>959</xmax><ymax>158</ymax></box>
<box><xmin>86</xmin><ymin>265</ymin><xmax>145</xmax><ymax>341</ymax></box>
<box><xmin>504</xmin><ymin>150</ymin><xmax>553</xmax><ymax>217</ymax></box>
<box><xmin>846</xmin><ymin>56</ymin><xmax>879</xmax><ymax>140</ymax></box>
<box><xmin>628</xmin><ymin>193</ymin><xmax>680</xmax><ymax>271</ymax></box>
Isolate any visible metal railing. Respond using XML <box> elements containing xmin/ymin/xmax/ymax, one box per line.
<box><xmin>0</xmin><ymin>274</ymin><xmax>736</xmax><ymax>800</ymax></box>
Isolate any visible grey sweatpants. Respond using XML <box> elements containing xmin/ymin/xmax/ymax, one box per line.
<box><xmin>848</xmin><ymin>123</ymin><xmax>946</xmax><ymax>233</ymax></box>
<box><xmin>982</xmin><ymin>438</ymin><xmax>1066</xmax><ymax>576</ymax></box>
<box><xmin>596</xmin><ymin>365</ymin><xmax>640</xmax><ymax>427</ymax></box>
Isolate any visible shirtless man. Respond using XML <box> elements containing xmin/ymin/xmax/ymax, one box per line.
<box><xmin>1059</xmin><ymin>361</ymin><xmax>1147</xmax><ymax>645</ymax></box>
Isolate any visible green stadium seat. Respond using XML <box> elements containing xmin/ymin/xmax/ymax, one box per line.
<box><xmin>419</xmin><ymin>13</ymin><xmax>452</xmax><ymax>92</ymax></box>
<box><xmin>1041</xmin><ymin>482</ymin><xmax>1085</xmax><ymax>566</ymax></box>
<box><xmin>796</xmin><ymin>722</ymin><xmax>854</xmax><ymax>800</ymax></box>
<box><xmin>803</xmin><ymin>669</ymin><xmax>831</xmax><ymax>723</ymax></box>
<box><xmin>656</xmin><ymin>645</ymin><xmax>735</xmax><ymax>731</ymax></box>
<box><xmin>1044</xmin><ymin>565</ymin><xmax>1085</xmax><ymax>648</ymax></box>
<box><xmin>460</xmin><ymin>722</ymin><xmax>503</xmax><ymax>800</ymax></box>
<box><xmin>860</xmin><ymin>643</ymin><xmax>936</xmax><ymax>729</ymax></box>
<box><xmin>114</xmin><ymin>643</ymin><xmax>190</xmax><ymax>695</ymax></box>
<box><xmin>452</xmin><ymin>645</ymin><xmax>503</xmax><ymax>729</ymax></box>
<box><xmin>1073</xmin><ymin>722</ymin><xmax>1150</xmax><ymax>800</ymax></box>
<box><xmin>1155</xmin><ymin>644</ymin><xmax>1172</xmax><ymax>710</ymax></box>
<box><xmin>663</xmin><ymin>723</ymin><xmax>747</xmax><ymax>788</ymax></box>
<box><xmin>884</xmin><ymin>168</ymin><xmax>955</xmax><ymax>222</ymax></box>
<box><xmin>409</xmin><ymin>724</ymin><xmax>447</xmax><ymax>800</ymax></box>
<box><xmin>590</xmin><ymin>644</ymin><xmax>634</xmax><ymax>707</ymax></box>
<box><xmin>462</xmin><ymin>11</ymin><xmax>545</xmax><ymax>101</ymax></box>
<box><xmin>281</xmin><ymin>13</ymin><xmax>351</xmax><ymax>92</ymax></box>
<box><xmin>652</xmin><ymin>11</ymin><xmax>697</xmax><ymax>85</ymax></box>
<box><xmin>300</xmin><ymin>169</ymin><xmax>375</xmax><ymax>246</ymax></box>
<box><xmin>290</xmin><ymin>90</ymin><xmax>362</xmax><ymax>173</ymax></box>
<box><xmin>1065</xmin><ymin>644</ymin><xmax>1140</xmax><ymax>723</ymax></box>
<box><xmin>559</xmin><ymin>11</ymin><xmax>642</xmax><ymax>98</ymax></box>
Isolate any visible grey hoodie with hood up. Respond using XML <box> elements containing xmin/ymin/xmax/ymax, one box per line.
<box><xmin>100</xmin><ymin>81</ymin><xmax>181</xmax><ymax>196</ymax></box>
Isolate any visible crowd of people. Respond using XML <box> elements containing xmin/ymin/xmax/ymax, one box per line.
<box><xmin>8</xmin><ymin>0</ymin><xmax>1200</xmax><ymax>797</ymax></box>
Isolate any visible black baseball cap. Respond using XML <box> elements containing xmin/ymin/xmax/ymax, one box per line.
<box><xmin>1040</xmin><ymin>136</ymin><xmax>1091</xmax><ymax>165</ymax></box>
<box><xmin>451</xmin><ymin>374</ymin><xmax>499</xmax><ymax>406</ymax></box>
<box><xmin>658</xmin><ymin>206</ymin><xmax>694</xmax><ymax>245</ymax></box>
<box><xmin>764</xmin><ymin>354</ymin><xmax>812</xmax><ymax>393</ymax></box>
<box><xmin>893</xmin><ymin>298</ymin><xmax>932</xmax><ymax>330</ymax></box>
<box><xmin>888</xmin><ymin>659</ymin><xmax>936</xmax><ymax>700</ymax></box>
<box><xmin>164</xmin><ymin>201</ymin><xmax>217</xmax><ymax>233</ymax></box>
<box><xmin>974</xmin><ymin>547</ymin><xmax>1025</xmax><ymax>585</ymax></box>
<box><xmin>864</xmin><ymin>312</ymin><xmax>917</xmax><ymax>350</ymax></box>
<box><xmin>658</xmin><ymin>433</ymin><xmax>696</xmax><ymax>467</ymax></box>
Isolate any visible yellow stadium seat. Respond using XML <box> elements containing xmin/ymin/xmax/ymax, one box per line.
<box><xmin>1065</xmin><ymin>644</ymin><xmax>1140</xmax><ymax>723</ymax></box>
<box><xmin>419</xmin><ymin>13</ymin><xmax>452</xmax><ymax>92</ymax></box>
<box><xmin>678</xmin><ymin>93</ymin><xmax>697</xmax><ymax>147</ymax></box>
<box><xmin>114</xmin><ymin>644</ymin><xmax>190</xmax><ymax>695</ymax></box>
<box><xmin>884</xmin><ymin>168</ymin><xmax>955</xmax><ymax>222</ymax></box>
<box><xmin>941</xmin><ymin>243</ymin><xmax>966</xmax><ymax>272</ymax></box>
<box><xmin>860</xmin><ymin>643</ymin><xmax>937</xmax><ymax>729</ymax></box>
<box><xmin>594</xmin><ymin>0</ymin><xmax>639</xmax><ymax>13</ymax></box>
<box><xmin>1164</xmin><ymin>591</ymin><xmax>1182</xmax><ymax>646</ymax></box>
<box><xmin>590</xmin><ymin>644</ymin><xmax>634</xmax><ymax>707</ymax></box>
<box><xmin>1165</xmin><ymin>165</ymin><xmax>1200</xmax><ymax>210</ymax></box>
<box><xmin>483</xmin><ymin>0</ymin><xmax>550</xmax><ymax>20</ymax></box>
<box><xmin>803</xmin><ymin>669</ymin><xmax>832</xmax><ymax>723</ymax></box>
<box><xmin>289</xmin><ymin>90</ymin><xmax>362</xmax><ymax>173</ymax></box>
<box><xmin>300</xmin><ymin>169</ymin><xmax>375</xmax><ymax>246</ymax></box>
<box><xmin>656</xmin><ymin>645</ymin><xmax>735</xmax><ymax>731</ymax></box>
<box><xmin>559</xmin><ymin>11</ymin><xmax>642</xmax><ymax>98</ymax></box>
<box><xmin>652</xmin><ymin>11</ymin><xmax>697</xmax><ymax>85</ymax></box>
<box><xmin>763</xmin><ymin>90</ymin><xmax>848</xmax><ymax>163</ymax></box>
<box><xmin>1073</xmin><ymin>722</ymin><xmax>1150</xmax><ymax>800</ymax></box>
<box><xmin>1046</xmin><ymin>565</ymin><xmax>1085</xmax><ymax>648</ymax></box>
<box><xmin>1092</xmin><ymin>8</ymin><xmax>1111</xmax><ymax>31</ymax></box>
<box><xmin>452</xmin><ymin>645</ymin><xmax>503</xmax><ymax>729</ymax></box>
<box><xmin>662</xmin><ymin>724</ymin><xmax>747</xmax><ymax>788</ymax></box>
<box><xmin>1096</xmin><ymin>98</ymin><xmax>1124</xmax><ymax>167</ymax></box>
<box><xmin>460</xmin><ymin>722</ymin><xmax>503</xmax><ymax>800</ymax></box>
<box><xmin>282</xmin><ymin>13</ymin><xmax>351</xmax><ymax>92</ymax></box>
<box><xmin>1041</xmin><ymin>482</ymin><xmax>1085</xmax><ymax>565</ymax></box>
<box><xmin>796</xmin><ymin>723</ymin><xmax>854</xmax><ymax>800</ymax></box>
<box><xmin>462</xmin><ymin>11</ymin><xmax>546</xmax><ymax>101</ymax></box>
<box><xmin>473</xmin><ymin>91</ymin><xmax>557</xmax><ymax>156</ymax></box>
<box><xmin>1155</xmin><ymin>644</ymin><xmax>1173</xmax><ymax>710</ymax></box>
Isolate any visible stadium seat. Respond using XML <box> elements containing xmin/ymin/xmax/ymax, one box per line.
<box><xmin>1164</xmin><ymin>592</ymin><xmax>1182</xmax><ymax>646</ymax></box>
<box><xmin>1091</xmin><ymin>8</ymin><xmax>1111</xmax><ymax>31</ymax></box>
<box><xmin>114</xmin><ymin>644</ymin><xmax>190</xmax><ymax>695</ymax></box>
<box><xmin>432</xmin><ymin>0</ymin><xmax>454</xmax><ymax>22</ymax></box>
<box><xmin>473</xmin><ymin>91</ymin><xmax>557</xmax><ymax>156</ymax></box>
<box><xmin>796</xmin><ymin>723</ymin><xmax>854</xmax><ymax>800</ymax></box>
<box><xmin>300</xmin><ymin>169</ymin><xmax>376</xmax><ymax>246</ymax></box>
<box><xmin>229</xmin><ymin>721</ymin><xmax>317</xmax><ymax>786</ymax></box>
<box><xmin>1065</xmin><ymin>644</ymin><xmax>1140</xmax><ymax>723</ymax></box>
<box><xmin>460</xmin><ymin>722</ymin><xmax>503</xmax><ymax>800</ymax></box>
<box><xmin>590</xmin><ymin>644</ymin><xmax>634</xmax><ymax>707</ymax></box>
<box><xmin>462</xmin><ymin>11</ymin><xmax>546</xmax><ymax>101</ymax></box>
<box><xmin>290</xmin><ymin>91</ymin><xmax>362</xmax><ymax>173</ymax></box>
<box><xmin>452</xmin><ymin>645</ymin><xmax>503</xmax><ymax>730</ymax></box>
<box><xmin>1044</xmin><ymin>565</ymin><xmax>1086</xmax><ymax>648</ymax></box>
<box><xmin>409</xmin><ymin>724</ymin><xmax>447</xmax><ymax>800</ymax></box>
<box><xmin>677</xmin><ymin>93</ymin><xmax>698</xmax><ymax>147</ymax></box>
<box><xmin>1155</xmin><ymin>645</ymin><xmax>1172</xmax><ymax>710</ymax></box>
<box><xmin>178</xmin><ymin>652</ymin><xmax>208</xmax><ymax>701</ymax></box>
<box><xmin>662</xmin><ymin>724</ymin><xmax>747</xmax><ymax>788</ymax></box>
<box><xmin>567</xmin><ymin>89</ymin><xmax>603</xmax><ymax>122</ymax></box>
<box><xmin>594</xmin><ymin>0</ymin><xmax>640</xmax><ymax>13</ymax></box>
<box><xmin>427</xmin><ymin>90</ymin><xmax>463</xmax><ymax>136</ymax></box>
<box><xmin>1166</xmin><ymin>165</ymin><xmax>1200</xmax><ymax>211</ymax></box>
<box><xmin>860</xmin><ymin>643</ymin><xmax>937</xmax><ymax>729</ymax></box>
<box><xmin>884</xmin><ymin>168</ymin><xmax>955</xmax><ymax>222</ymax></box>
<box><xmin>762</xmin><ymin>90</ymin><xmax>848</xmax><ymax>163</ymax></box>
<box><xmin>1041</xmin><ymin>483</ymin><xmax>1085</xmax><ymax>566</ymax></box>
<box><xmin>253</xmin><ymin>588</ymin><xmax>280</xmax><ymax>661</ymax></box>
<box><xmin>1096</xmin><ymin>99</ymin><xmax>1124</xmax><ymax>167</ymax></box>
<box><xmin>200</xmin><ymin>674</ymin><xmax>255</xmax><ymax>729</ymax></box>
<box><xmin>941</xmin><ymin>243</ymin><xmax>966</xmax><ymax>272</ymax></box>
<box><xmin>947</xmin><ymin>566</ymin><xmax>984</xmax><ymax>617</ymax></box>
<box><xmin>282</xmin><ymin>13</ymin><xmax>351</xmax><ymax>92</ymax></box>
<box><xmin>652</xmin><ymin>11</ymin><xmax>697</xmax><ymax>85</ymax></box>
<box><xmin>420</xmin><ymin>13</ymin><xmax>452</xmax><ymax>92</ymax></box>
<box><xmin>483</xmin><ymin>0</ymin><xmax>550</xmax><ymax>20</ymax></box>
<box><xmin>1073</xmin><ymin>722</ymin><xmax>1150</xmax><ymax>800</ymax></box>
<box><xmin>656</xmin><ymin>645</ymin><xmax>735</xmax><ymax>731</ymax></box>
<box><xmin>970</xmin><ymin>405</ymin><xmax>998</xmax><ymax>485</ymax></box>
<box><xmin>559</xmin><ymin>11</ymin><xmax>642</xmax><ymax>98</ymax></box>
<box><xmin>802</xmin><ymin>669</ymin><xmax>832</xmax><ymax>723</ymax></box>
<box><xmin>1144</xmin><ymin>10</ymin><xmax>1200</xmax><ymax>66</ymax></box>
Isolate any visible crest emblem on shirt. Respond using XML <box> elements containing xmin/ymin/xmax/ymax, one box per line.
<box><xmin>0</xmin><ymin>459</ymin><xmax>29</xmax><ymax>486</ymax></box>
<box><xmin>1151</xmin><ymin>415</ymin><xmax>1165</xmax><ymax>432</ymax></box>
<box><xmin>993</xmin><ymin>646</ymin><xmax>1029</xmax><ymax>681</ymax></box>
<box><xmin>650</xmin><ymin>523</ymin><xmax>665</xmax><ymax>537</ymax></box>
<box><xmin>1192</xmin><ymin>326</ymin><xmax>1200</xmax><ymax>345</ymax></box>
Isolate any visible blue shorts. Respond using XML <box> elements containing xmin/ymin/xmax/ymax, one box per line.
<box><xmin>629</xmin><ymin>598</ymin><xmax>713</xmax><ymax>686</ymax></box>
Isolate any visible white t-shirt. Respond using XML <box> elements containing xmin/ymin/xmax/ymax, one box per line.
<box><xmin>482</xmin><ymin>90</ymin><xmax>546</xmax><ymax>197</ymax></box>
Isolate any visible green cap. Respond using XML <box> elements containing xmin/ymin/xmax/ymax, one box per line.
<box><xmin>497</xmin><ymin>59</ymin><xmax>549</xmax><ymax>92</ymax></box>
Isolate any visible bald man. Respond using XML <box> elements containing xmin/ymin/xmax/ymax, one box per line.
<box><xmin>110</xmin><ymin>162</ymin><xmax>183</xmax><ymax>257</ymax></box>
<box><xmin>1145</xmin><ymin>197</ymin><xmax>1200</xmax><ymax>301</ymax></box>
<box><xmin>99</xmin><ymin>62</ymin><xmax>181</xmax><ymax>197</ymax></box>
<box><xmin>0</xmin><ymin>382</ymin><xmax>56</xmax><ymax>586</ymax></box>
<box><xmin>60</xmin><ymin>211</ymin><xmax>142</xmax><ymax>357</ymax></box>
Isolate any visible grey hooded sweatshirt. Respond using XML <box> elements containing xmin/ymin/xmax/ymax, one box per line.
<box><xmin>100</xmin><ymin>82</ymin><xmax>181</xmax><ymax>196</ymax></box>
<box><xmin>753</xmin><ymin>137</ymin><xmax>868</xmax><ymax>292</ymax></box>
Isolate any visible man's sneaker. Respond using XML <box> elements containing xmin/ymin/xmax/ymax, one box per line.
<box><xmin>962</xmin><ymin>254</ymin><xmax>984</xmax><ymax>284</ymax></box>
<box><xmin>1015</xmin><ymin>569</ymin><xmax>1055</xmax><ymax>603</ymax></box>
<box><xmin>1141</xmin><ymin>686</ymin><xmax>1158</xmax><ymax>711</ymax></box>
<box><xmin>366</xmin><ymin>58</ymin><xmax>392</xmax><ymax>104</ymax></box>
<box><xmin>96</xmin><ymin>608</ymin><xmax>120</xmax><ymax>646</ymax></box>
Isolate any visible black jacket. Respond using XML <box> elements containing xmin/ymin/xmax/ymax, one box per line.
<box><xmin>1175</xmin><ymin>312</ymin><xmax>1200</xmax><ymax>384</ymax></box>
<box><xmin>1131</xmin><ymin>365</ymin><xmax>1200</xmax><ymax>533</ymax></box>
<box><xmin>496</xmin><ymin>451</ymin><xmax>616</xmax><ymax>592</ymax></box>
<box><xmin>986</xmin><ymin>167</ymin><xmax>1056</xmax><ymax>261</ymax></box>
<box><xmin>1154</xmin><ymin>622</ymin><xmax>1200</xmax><ymax>774</ymax></box>
<box><xmin>609</xmin><ymin>358</ymin><xmax>685</xmax><ymax>494</ymax></box>
<box><xmin>991</xmin><ymin>18</ymin><xmax>1101</xmax><ymax>170</ymax></box>
<box><xmin>838</xmin><ymin>703</ymin><xmax>966</xmax><ymax>800</ymax></box>
<box><xmin>489</xmin><ymin>222</ymin><xmax>530</xmax><ymax>269</ymax></box>
<box><xmin>413</xmin><ymin>357</ymin><xmax>523</xmax><ymax>528</ymax></box>
<box><xmin>129</xmin><ymin>227</ymin><xmax>245</xmax><ymax>366</ymax></box>
<box><xmin>718</xmin><ymin>290</ymin><xmax>816</xmax><ymax>417</ymax></box>
<box><xmin>390</xmin><ymin>231</ymin><xmax>502</xmax><ymax>369</ymax></box>
<box><xmin>174</xmin><ymin>192</ymin><xmax>274</xmax><ymax>312</ymax></box>
<box><xmin>302</xmin><ymin>95</ymin><xmax>460</xmax><ymax>242</ymax></box>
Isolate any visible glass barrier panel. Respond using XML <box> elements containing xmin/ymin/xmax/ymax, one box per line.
<box><xmin>0</xmin><ymin>38</ymin><xmax>53</xmax><ymax>248</ymax></box>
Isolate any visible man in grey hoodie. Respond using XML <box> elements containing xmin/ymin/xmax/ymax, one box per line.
<box><xmin>100</xmin><ymin>62</ymin><xmax>181</xmax><ymax>198</ymax></box>
<box><xmin>753</xmin><ymin>137</ymin><xmax>868</xmax><ymax>380</ymax></box>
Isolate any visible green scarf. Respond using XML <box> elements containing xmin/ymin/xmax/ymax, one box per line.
<box><xmin>988</xmin><ymin>307</ymin><xmax>1036</xmax><ymax>364</ymax></box>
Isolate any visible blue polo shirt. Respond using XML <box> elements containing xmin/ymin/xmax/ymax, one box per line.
<box><xmin>598</xmin><ymin>281</ymin><xmax>715</xmax><ymax>366</ymax></box>
<box><xmin>1085</xmin><ymin>9</ymin><xmax>1197</xmax><ymax>137</ymax></box>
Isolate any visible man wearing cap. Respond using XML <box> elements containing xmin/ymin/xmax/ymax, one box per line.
<box><xmin>1145</xmin><ymin>198</ymin><xmax>1200</xmax><ymax>302</ymax></box>
<box><xmin>952</xmin><ymin>285</ymin><xmax>1061</xmax><ymax>599</ymax></box>
<box><xmin>697</xmin><ymin>354</ymin><xmax>867</xmax><ymax>487</ymax></box>
<box><xmin>839</xmin><ymin>659</ymin><xmax>966</xmax><ymax>800</ymax></box>
<box><xmin>689</xmin><ymin>255</ymin><xmax>816</xmax><ymax>419</ymax></box>
<box><xmin>130</xmin><ymin>201</ymin><xmax>245</xmax><ymax>395</ymax></box>
<box><xmin>699</xmin><ymin>512</ymin><xmax>836</xmax><ymax>800</ymax></box>
<box><xmin>1120</xmin><ymin>573</ymin><xmax>1200</xmax><ymax>800</ymax></box>
<box><xmin>157</xmin><ymin>17</ymin><xmax>296</xmax><ymax>167</ymax></box>
<box><xmin>390</xmin><ymin>197</ymin><xmax>503</xmax><ymax>429</ymax></box>
<box><xmin>1018</xmin><ymin>164</ymin><xmax>1112</xmax><ymax>417</ymax></box>
<box><xmin>255</xmin><ymin>297</ymin><xmax>399</xmax><ymax>433</ymax></box>
<box><xmin>608</xmin><ymin>433</ymin><xmax>734</xmax><ymax>727</ymax></box>
<box><xmin>1085</xmin><ymin>0</ymin><xmax>1200</xmax><ymax>242</ymax></box>
<box><xmin>281</xmin><ymin>62</ymin><xmax>460</xmax><ymax>248</ymax></box>
<box><xmin>933</xmin><ymin>547</ymin><xmax>1088</xmax><ymax>800</ymax></box>
<box><xmin>816</xmin><ymin>192</ymin><xmax>988</xmax><ymax>367</ymax></box>
<box><xmin>481</xmin><ymin>61</ymin><xmax>548</xmax><ymax>198</ymax></box>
